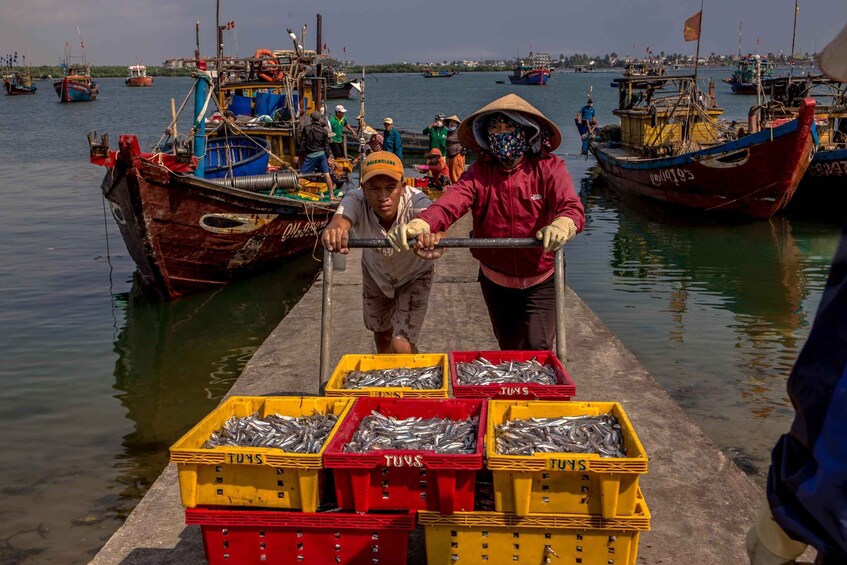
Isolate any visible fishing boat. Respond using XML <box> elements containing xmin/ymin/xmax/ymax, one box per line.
<box><xmin>54</xmin><ymin>42</ymin><xmax>98</xmax><ymax>102</ymax></box>
<box><xmin>508</xmin><ymin>52</ymin><xmax>551</xmax><ymax>85</ymax></box>
<box><xmin>3</xmin><ymin>53</ymin><xmax>37</xmax><ymax>95</ymax></box>
<box><xmin>723</xmin><ymin>55</ymin><xmax>775</xmax><ymax>94</ymax></box>
<box><xmin>589</xmin><ymin>75</ymin><xmax>816</xmax><ymax>220</ymax></box>
<box><xmin>125</xmin><ymin>64</ymin><xmax>154</xmax><ymax>87</ymax></box>
<box><xmin>421</xmin><ymin>69</ymin><xmax>458</xmax><ymax>78</ymax></box>
<box><xmin>610</xmin><ymin>58</ymin><xmax>666</xmax><ymax>88</ymax></box>
<box><xmin>758</xmin><ymin>75</ymin><xmax>847</xmax><ymax>219</ymax></box>
<box><xmin>321</xmin><ymin>59</ymin><xmax>360</xmax><ymax>98</ymax></box>
<box><xmin>88</xmin><ymin>15</ymin><xmax>353</xmax><ymax>299</ymax></box>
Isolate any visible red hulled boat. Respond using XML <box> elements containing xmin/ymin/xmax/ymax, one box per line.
<box><xmin>91</xmin><ymin>135</ymin><xmax>335</xmax><ymax>298</ymax></box>
<box><xmin>590</xmin><ymin>76</ymin><xmax>816</xmax><ymax>219</ymax></box>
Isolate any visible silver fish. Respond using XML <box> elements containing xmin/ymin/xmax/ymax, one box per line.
<box><xmin>494</xmin><ymin>414</ymin><xmax>626</xmax><ymax>458</ymax></box>
<box><xmin>455</xmin><ymin>357</ymin><xmax>557</xmax><ymax>385</ymax></box>
<box><xmin>341</xmin><ymin>366</ymin><xmax>443</xmax><ymax>390</ymax></box>
<box><xmin>343</xmin><ymin>410</ymin><xmax>478</xmax><ymax>454</ymax></box>
<box><xmin>203</xmin><ymin>411</ymin><xmax>338</xmax><ymax>453</ymax></box>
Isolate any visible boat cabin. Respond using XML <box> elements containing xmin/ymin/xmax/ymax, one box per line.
<box><xmin>611</xmin><ymin>75</ymin><xmax>724</xmax><ymax>155</ymax></box>
<box><xmin>128</xmin><ymin>65</ymin><xmax>148</xmax><ymax>79</ymax></box>
<box><xmin>209</xmin><ymin>50</ymin><xmax>325</xmax><ymax>166</ymax></box>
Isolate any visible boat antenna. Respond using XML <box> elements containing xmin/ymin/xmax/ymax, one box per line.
<box><xmin>788</xmin><ymin>0</ymin><xmax>799</xmax><ymax>82</ymax></box>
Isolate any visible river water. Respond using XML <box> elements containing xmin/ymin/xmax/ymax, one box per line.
<box><xmin>0</xmin><ymin>71</ymin><xmax>839</xmax><ymax>563</ymax></box>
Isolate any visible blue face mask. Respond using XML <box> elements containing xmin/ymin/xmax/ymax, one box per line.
<box><xmin>487</xmin><ymin>128</ymin><xmax>528</xmax><ymax>163</ymax></box>
<box><xmin>447</xmin><ymin>125</ymin><xmax>457</xmax><ymax>132</ymax></box>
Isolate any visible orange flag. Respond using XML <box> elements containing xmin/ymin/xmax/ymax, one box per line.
<box><xmin>684</xmin><ymin>11</ymin><xmax>702</xmax><ymax>42</ymax></box>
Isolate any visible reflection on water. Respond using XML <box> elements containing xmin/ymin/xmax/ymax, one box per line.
<box><xmin>109</xmin><ymin>257</ymin><xmax>320</xmax><ymax>520</ymax></box>
<box><xmin>569</xmin><ymin>169</ymin><xmax>839</xmax><ymax>481</ymax></box>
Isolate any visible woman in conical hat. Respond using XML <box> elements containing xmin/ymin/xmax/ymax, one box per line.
<box><xmin>387</xmin><ymin>94</ymin><xmax>585</xmax><ymax>350</ymax></box>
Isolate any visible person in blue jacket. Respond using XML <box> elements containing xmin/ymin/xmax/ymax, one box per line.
<box><xmin>747</xmin><ymin>24</ymin><xmax>847</xmax><ymax>565</ymax></box>
<box><xmin>382</xmin><ymin>117</ymin><xmax>403</xmax><ymax>159</ymax></box>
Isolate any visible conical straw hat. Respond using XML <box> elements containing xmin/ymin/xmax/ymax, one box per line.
<box><xmin>457</xmin><ymin>94</ymin><xmax>561</xmax><ymax>152</ymax></box>
<box><xmin>820</xmin><ymin>23</ymin><xmax>847</xmax><ymax>82</ymax></box>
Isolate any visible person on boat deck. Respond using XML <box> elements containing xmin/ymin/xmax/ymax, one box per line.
<box><xmin>298</xmin><ymin>111</ymin><xmax>336</xmax><ymax>194</ymax></box>
<box><xmin>413</xmin><ymin>148</ymin><xmax>451</xmax><ymax>191</ymax></box>
<box><xmin>382</xmin><ymin>117</ymin><xmax>403</xmax><ymax>159</ymax></box>
<box><xmin>322</xmin><ymin>151</ymin><xmax>445</xmax><ymax>354</ymax></box>
<box><xmin>578</xmin><ymin>98</ymin><xmax>597</xmax><ymax>133</ymax></box>
<box><xmin>388</xmin><ymin>94</ymin><xmax>585</xmax><ymax>351</ymax></box>
<box><xmin>329</xmin><ymin>104</ymin><xmax>357</xmax><ymax>159</ymax></box>
<box><xmin>423</xmin><ymin>114</ymin><xmax>448</xmax><ymax>154</ymax></box>
<box><xmin>443</xmin><ymin>115</ymin><xmax>466</xmax><ymax>183</ymax></box>
<box><xmin>747</xmin><ymin>24</ymin><xmax>847</xmax><ymax>565</ymax></box>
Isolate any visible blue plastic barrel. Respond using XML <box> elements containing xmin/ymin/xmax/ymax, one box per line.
<box><xmin>203</xmin><ymin>136</ymin><xmax>270</xmax><ymax>179</ymax></box>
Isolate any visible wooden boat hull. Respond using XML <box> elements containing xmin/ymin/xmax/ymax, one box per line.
<box><xmin>509</xmin><ymin>69</ymin><xmax>550</xmax><ymax>85</ymax></box>
<box><xmin>96</xmin><ymin>135</ymin><xmax>335</xmax><ymax>298</ymax></box>
<box><xmin>4</xmin><ymin>81</ymin><xmax>37</xmax><ymax>95</ymax></box>
<box><xmin>326</xmin><ymin>80</ymin><xmax>355</xmax><ymax>98</ymax></box>
<box><xmin>786</xmin><ymin>147</ymin><xmax>847</xmax><ymax>220</ymax></box>
<box><xmin>125</xmin><ymin>76</ymin><xmax>154</xmax><ymax>87</ymax></box>
<box><xmin>54</xmin><ymin>77</ymin><xmax>97</xmax><ymax>102</ymax></box>
<box><xmin>589</xmin><ymin>99</ymin><xmax>816</xmax><ymax>220</ymax></box>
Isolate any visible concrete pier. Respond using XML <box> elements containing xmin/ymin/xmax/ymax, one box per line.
<box><xmin>91</xmin><ymin>216</ymin><xmax>807</xmax><ymax>564</ymax></box>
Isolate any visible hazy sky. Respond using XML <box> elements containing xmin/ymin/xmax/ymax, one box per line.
<box><xmin>0</xmin><ymin>0</ymin><xmax>844</xmax><ymax>66</ymax></box>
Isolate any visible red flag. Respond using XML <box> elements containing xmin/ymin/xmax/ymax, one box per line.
<box><xmin>684</xmin><ymin>11</ymin><xmax>702</xmax><ymax>42</ymax></box>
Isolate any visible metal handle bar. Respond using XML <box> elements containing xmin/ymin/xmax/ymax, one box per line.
<box><xmin>319</xmin><ymin>238</ymin><xmax>566</xmax><ymax>385</ymax></box>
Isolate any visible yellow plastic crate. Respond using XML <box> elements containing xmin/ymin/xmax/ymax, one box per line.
<box><xmin>486</xmin><ymin>401</ymin><xmax>649</xmax><ymax>518</ymax></box>
<box><xmin>170</xmin><ymin>396</ymin><xmax>353</xmax><ymax>511</ymax></box>
<box><xmin>419</xmin><ymin>490</ymin><xmax>650</xmax><ymax>565</ymax></box>
<box><xmin>324</xmin><ymin>354</ymin><xmax>449</xmax><ymax>398</ymax></box>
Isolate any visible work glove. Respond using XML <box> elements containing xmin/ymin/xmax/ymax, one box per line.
<box><xmin>386</xmin><ymin>218</ymin><xmax>431</xmax><ymax>252</ymax></box>
<box><xmin>536</xmin><ymin>216</ymin><xmax>577</xmax><ymax>253</ymax></box>
<box><xmin>746</xmin><ymin>502</ymin><xmax>807</xmax><ymax>565</ymax></box>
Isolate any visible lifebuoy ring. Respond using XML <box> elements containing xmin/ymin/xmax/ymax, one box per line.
<box><xmin>254</xmin><ymin>49</ymin><xmax>284</xmax><ymax>82</ymax></box>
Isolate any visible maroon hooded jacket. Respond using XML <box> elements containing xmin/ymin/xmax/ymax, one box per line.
<box><xmin>417</xmin><ymin>153</ymin><xmax>585</xmax><ymax>279</ymax></box>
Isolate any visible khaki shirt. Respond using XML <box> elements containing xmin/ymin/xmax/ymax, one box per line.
<box><xmin>335</xmin><ymin>186</ymin><xmax>434</xmax><ymax>298</ymax></box>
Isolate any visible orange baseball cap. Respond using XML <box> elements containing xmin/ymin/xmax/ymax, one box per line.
<box><xmin>424</xmin><ymin>148</ymin><xmax>443</xmax><ymax>159</ymax></box>
<box><xmin>360</xmin><ymin>151</ymin><xmax>404</xmax><ymax>184</ymax></box>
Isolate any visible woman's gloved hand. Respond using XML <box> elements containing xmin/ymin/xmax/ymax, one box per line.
<box><xmin>386</xmin><ymin>218</ymin><xmax>431</xmax><ymax>252</ymax></box>
<box><xmin>536</xmin><ymin>216</ymin><xmax>577</xmax><ymax>252</ymax></box>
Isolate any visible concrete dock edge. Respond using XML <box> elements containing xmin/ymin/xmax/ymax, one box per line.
<box><xmin>91</xmin><ymin>216</ymin><xmax>790</xmax><ymax>564</ymax></box>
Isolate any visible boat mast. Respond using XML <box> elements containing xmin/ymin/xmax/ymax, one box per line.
<box><xmin>788</xmin><ymin>0</ymin><xmax>799</xmax><ymax>82</ymax></box>
<box><xmin>738</xmin><ymin>20</ymin><xmax>743</xmax><ymax>59</ymax></box>
<box><xmin>692</xmin><ymin>0</ymin><xmax>704</xmax><ymax>89</ymax></box>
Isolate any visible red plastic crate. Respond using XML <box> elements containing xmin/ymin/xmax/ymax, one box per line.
<box><xmin>186</xmin><ymin>507</ymin><xmax>416</xmax><ymax>565</ymax></box>
<box><xmin>450</xmin><ymin>350</ymin><xmax>576</xmax><ymax>399</ymax></box>
<box><xmin>323</xmin><ymin>397</ymin><xmax>487</xmax><ymax>514</ymax></box>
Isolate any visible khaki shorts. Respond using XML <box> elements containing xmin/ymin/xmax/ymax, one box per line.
<box><xmin>362</xmin><ymin>267</ymin><xmax>433</xmax><ymax>344</ymax></box>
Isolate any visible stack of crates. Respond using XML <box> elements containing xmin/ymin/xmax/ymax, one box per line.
<box><xmin>171</xmin><ymin>395</ymin><xmax>416</xmax><ymax>565</ymax></box>
<box><xmin>324</xmin><ymin>353</ymin><xmax>486</xmax><ymax>515</ymax></box>
<box><xmin>172</xmin><ymin>350</ymin><xmax>651</xmax><ymax>564</ymax></box>
<box><xmin>419</xmin><ymin>398</ymin><xmax>650</xmax><ymax>565</ymax></box>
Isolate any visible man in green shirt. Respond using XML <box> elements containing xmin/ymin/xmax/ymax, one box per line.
<box><xmin>422</xmin><ymin>113</ymin><xmax>448</xmax><ymax>154</ymax></box>
<box><xmin>329</xmin><ymin>104</ymin><xmax>357</xmax><ymax>158</ymax></box>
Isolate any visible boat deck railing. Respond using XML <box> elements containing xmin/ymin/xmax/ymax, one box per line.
<box><xmin>319</xmin><ymin>238</ymin><xmax>567</xmax><ymax>384</ymax></box>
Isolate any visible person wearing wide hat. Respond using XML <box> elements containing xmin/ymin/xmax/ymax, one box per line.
<box><xmin>443</xmin><ymin>115</ymin><xmax>466</xmax><ymax>183</ymax></box>
<box><xmin>413</xmin><ymin>148</ymin><xmax>451</xmax><ymax>191</ymax></box>
<box><xmin>387</xmin><ymin>94</ymin><xmax>585</xmax><ymax>350</ymax></box>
